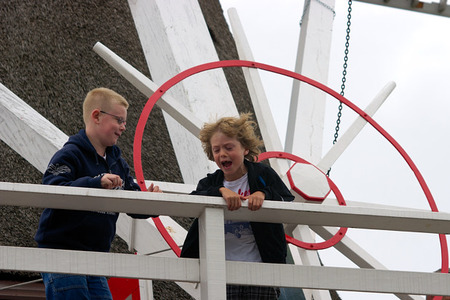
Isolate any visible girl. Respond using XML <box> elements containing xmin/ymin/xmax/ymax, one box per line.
<box><xmin>181</xmin><ymin>113</ymin><xmax>294</xmax><ymax>299</ymax></box>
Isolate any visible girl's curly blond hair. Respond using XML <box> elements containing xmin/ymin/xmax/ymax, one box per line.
<box><xmin>199</xmin><ymin>113</ymin><xmax>263</xmax><ymax>162</ymax></box>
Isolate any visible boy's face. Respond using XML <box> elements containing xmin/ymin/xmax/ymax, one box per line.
<box><xmin>210</xmin><ymin>131</ymin><xmax>249</xmax><ymax>181</ymax></box>
<box><xmin>96</xmin><ymin>104</ymin><xmax>127</xmax><ymax>148</ymax></box>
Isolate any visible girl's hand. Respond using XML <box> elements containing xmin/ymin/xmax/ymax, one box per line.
<box><xmin>243</xmin><ymin>191</ymin><xmax>265</xmax><ymax>211</ymax></box>
<box><xmin>219</xmin><ymin>187</ymin><xmax>242</xmax><ymax>211</ymax></box>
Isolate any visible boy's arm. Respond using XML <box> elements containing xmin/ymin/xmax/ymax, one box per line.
<box><xmin>43</xmin><ymin>152</ymin><xmax>102</xmax><ymax>188</ymax></box>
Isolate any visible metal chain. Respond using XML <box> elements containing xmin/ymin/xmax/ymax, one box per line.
<box><xmin>328</xmin><ymin>0</ymin><xmax>352</xmax><ymax>176</ymax></box>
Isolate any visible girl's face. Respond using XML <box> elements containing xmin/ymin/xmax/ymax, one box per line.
<box><xmin>210</xmin><ymin>131</ymin><xmax>249</xmax><ymax>181</ymax></box>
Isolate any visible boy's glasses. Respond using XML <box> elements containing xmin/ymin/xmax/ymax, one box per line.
<box><xmin>100</xmin><ymin>110</ymin><xmax>126</xmax><ymax>125</ymax></box>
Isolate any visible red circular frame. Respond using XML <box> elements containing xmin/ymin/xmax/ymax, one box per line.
<box><xmin>258</xmin><ymin>151</ymin><xmax>347</xmax><ymax>250</ymax></box>
<box><xmin>133</xmin><ymin>60</ymin><xmax>448</xmax><ymax>274</ymax></box>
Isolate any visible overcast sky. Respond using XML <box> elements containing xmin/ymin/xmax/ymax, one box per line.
<box><xmin>219</xmin><ymin>1</ymin><xmax>450</xmax><ymax>299</ymax></box>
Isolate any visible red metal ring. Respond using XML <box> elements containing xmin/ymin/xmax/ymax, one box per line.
<box><xmin>258</xmin><ymin>151</ymin><xmax>347</xmax><ymax>250</ymax></box>
<box><xmin>133</xmin><ymin>60</ymin><xmax>447</xmax><ymax>273</ymax></box>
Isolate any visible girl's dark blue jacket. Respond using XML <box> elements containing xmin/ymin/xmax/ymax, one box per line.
<box><xmin>35</xmin><ymin>129</ymin><xmax>150</xmax><ymax>252</ymax></box>
<box><xmin>180</xmin><ymin>159</ymin><xmax>295</xmax><ymax>264</ymax></box>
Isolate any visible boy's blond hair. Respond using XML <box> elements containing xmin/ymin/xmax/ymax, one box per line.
<box><xmin>200</xmin><ymin>113</ymin><xmax>263</xmax><ymax>162</ymax></box>
<box><xmin>82</xmin><ymin>88</ymin><xmax>129</xmax><ymax>125</ymax></box>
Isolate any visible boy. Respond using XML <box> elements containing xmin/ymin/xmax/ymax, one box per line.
<box><xmin>35</xmin><ymin>87</ymin><xmax>160</xmax><ymax>299</ymax></box>
<box><xmin>180</xmin><ymin>113</ymin><xmax>294</xmax><ymax>299</ymax></box>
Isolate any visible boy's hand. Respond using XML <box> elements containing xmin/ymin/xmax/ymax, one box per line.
<box><xmin>219</xmin><ymin>187</ymin><xmax>242</xmax><ymax>211</ymax></box>
<box><xmin>147</xmin><ymin>183</ymin><xmax>162</xmax><ymax>193</ymax></box>
<box><xmin>243</xmin><ymin>191</ymin><xmax>265</xmax><ymax>211</ymax></box>
<box><xmin>101</xmin><ymin>174</ymin><xmax>123</xmax><ymax>189</ymax></box>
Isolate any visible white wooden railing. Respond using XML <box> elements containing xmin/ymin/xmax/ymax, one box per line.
<box><xmin>1</xmin><ymin>181</ymin><xmax>450</xmax><ymax>299</ymax></box>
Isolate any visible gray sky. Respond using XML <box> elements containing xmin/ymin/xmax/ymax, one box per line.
<box><xmin>219</xmin><ymin>0</ymin><xmax>450</xmax><ymax>299</ymax></box>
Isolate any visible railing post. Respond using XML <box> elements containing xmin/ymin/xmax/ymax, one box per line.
<box><xmin>198</xmin><ymin>207</ymin><xmax>226</xmax><ymax>299</ymax></box>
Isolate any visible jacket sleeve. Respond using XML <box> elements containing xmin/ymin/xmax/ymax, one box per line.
<box><xmin>190</xmin><ymin>174</ymin><xmax>222</xmax><ymax>197</ymax></box>
<box><xmin>259</xmin><ymin>165</ymin><xmax>295</xmax><ymax>202</ymax></box>
<box><xmin>43</xmin><ymin>149</ymin><xmax>102</xmax><ymax>188</ymax></box>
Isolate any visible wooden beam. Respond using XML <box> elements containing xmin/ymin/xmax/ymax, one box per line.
<box><xmin>93</xmin><ymin>42</ymin><xmax>203</xmax><ymax>138</ymax></box>
<box><xmin>0</xmin><ymin>84</ymin><xmax>67</xmax><ymax>173</ymax></box>
<box><xmin>1</xmin><ymin>246</ymin><xmax>449</xmax><ymax>296</ymax></box>
<box><xmin>285</xmin><ymin>0</ymin><xmax>336</xmax><ymax>163</ymax></box>
<box><xmin>225</xmin><ymin>261</ymin><xmax>450</xmax><ymax>296</ymax></box>
<box><xmin>0</xmin><ymin>246</ymin><xmax>199</xmax><ymax>283</ymax></box>
<box><xmin>1</xmin><ymin>182</ymin><xmax>450</xmax><ymax>234</ymax></box>
<box><xmin>354</xmin><ymin>0</ymin><xmax>450</xmax><ymax>18</ymax></box>
<box><xmin>199</xmin><ymin>208</ymin><xmax>226</xmax><ymax>299</ymax></box>
<box><xmin>127</xmin><ymin>0</ymin><xmax>238</xmax><ymax>184</ymax></box>
<box><xmin>226</xmin><ymin>8</ymin><xmax>290</xmax><ymax>175</ymax></box>
<box><xmin>317</xmin><ymin>81</ymin><xmax>396</xmax><ymax>172</ymax></box>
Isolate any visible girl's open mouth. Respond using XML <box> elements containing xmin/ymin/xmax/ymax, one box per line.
<box><xmin>222</xmin><ymin>161</ymin><xmax>232</xmax><ymax>169</ymax></box>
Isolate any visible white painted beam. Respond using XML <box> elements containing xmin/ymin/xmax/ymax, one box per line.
<box><xmin>0</xmin><ymin>246</ymin><xmax>199</xmax><ymax>282</ymax></box>
<box><xmin>127</xmin><ymin>0</ymin><xmax>238</xmax><ymax>184</ymax></box>
<box><xmin>285</xmin><ymin>0</ymin><xmax>336</xmax><ymax>163</ymax></box>
<box><xmin>283</xmin><ymin>4</ymin><xmax>336</xmax><ymax>296</ymax></box>
<box><xmin>93</xmin><ymin>42</ymin><xmax>203</xmax><ymax>138</ymax></box>
<box><xmin>144</xmin><ymin>180</ymin><xmax>195</xmax><ymax>194</ymax></box>
<box><xmin>317</xmin><ymin>81</ymin><xmax>396</xmax><ymax>172</ymax></box>
<box><xmin>2</xmin><ymin>246</ymin><xmax>449</xmax><ymax>296</ymax></box>
<box><xmin>286</xmin><ymin>225</ymin><xmax>331</xmax><ymax>300</ymax></box>
<box><xmin>354</xmin><ymin>0</ymin><xmax>450</xmax><ymax>18</ymax></box>
<box><xmin>225</xmin><ymin>261</ymin><xmax>450</xmax><ymax>296</ymax></box>
<box><xmin>199</xmin><ymin>208</ymin><xmax>226</xmax><ymax>299</ymax></box>
<box><xmin>227</xmin><ymin>8</ymin><xmax>290</xmax><ymax>175</ymax></box>
<box><xmin>2</xmin><ymin>182</ymin><xmax>450</xmax><ymax>234</ymax></box>
<box><xmin>0</xmin><ymin>84</ymin><xmax>67</xmax><ymax>173</ymax></box>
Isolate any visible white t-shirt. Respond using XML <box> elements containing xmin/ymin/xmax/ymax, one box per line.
<box><xmin>223</xmin><ymin>173</ymin><xmax>262</xmax><ymax>262</ymax></box>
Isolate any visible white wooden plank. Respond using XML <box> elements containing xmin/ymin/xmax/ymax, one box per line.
<box><xmin>0</xmin><ymin>246</ymin><xmax>199</xmax><ymax>282</ymax></box>
<box><xmin>281</xmin><ymin>4</ymin><xmax>336</xmax><ymax>297</ymax></box>
<box><xmin>317</xmin><ymin>81</ymin><xmax>396</xmax><ymax>172</ymax></box>
<box><xmin>2</xmin><ymin>182</ymin><xmax>450</xmax><ymax>234</ymax></box>
<box><xmin>144</xmin><ymin>180</ymin><xmax>195</xmax><ymax>194</ymax></box>
<box><xmin>138</xmin><ymin>280</ymin><xmax>154</xmax><ymax>300</ymax></box>
<box><xmin>0</xmin><ymin>83</ymin><xmax>67</xmax><ymax>173</ymax></box>
<box><xmin>127</xmin><ymin>0</ymin><xmax>238</xmax><ymax>184</ymax></box>
<box><xmin>225</xmin><ymin>261</ymin><xmax>450</xmax><ymax>296</ymax></box>
<box><xmin>116</xmin><ymin>214</ymin><xmax>168</xmax><ymax>254</ymax></box>
<box><xmin>93</xmin><ymin>42</ymin><xmax>203</xmax><ymax>138</ymax></box>
<box><xmin>354</xmin><ymin>0</ymin><xmax>450</xmax><ymax>18</ymax></box>
<box><xmin>285</xmin><ymin>0</ymin><xmax>336</xmax><ymax>163</ymax></box>
<box><xmin>227</xmin><ymin>8</ymin><xmax>290</xmax><ymax>175</ymax></box>
<box><xmin>3</xmin><ymin>245</ymin><xmax>448</xmax><ymax>296</ymax></box>
<box><xmin>289</xmin><ymin>225</ymin><xmax>332</xmax><ymax>300</ymax></box>
<box><xmin>199</xmin><ymin>207</ymin><xmax>226</xmax><ymax>299</ymax></box>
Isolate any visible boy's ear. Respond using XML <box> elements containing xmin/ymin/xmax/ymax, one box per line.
<box><xmin>244</xmin><ymin>149</ymin><xmax>249</xmax><ymax>156</ymax></box>
<box><xmin>91</xmin><ymin>109</ymin><xmax>101</xmax><ymax>124</ymax></box>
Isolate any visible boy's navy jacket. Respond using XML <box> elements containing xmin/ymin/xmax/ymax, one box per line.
<box><xmin>180</xmin><ymin>159</ymin><xmax>295</xmax><ymax>264</ymax></box>
<box><xmin>35</xmin><ymin>129</ymin><xmax>151</xmax><ymax>252</ymax></box>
